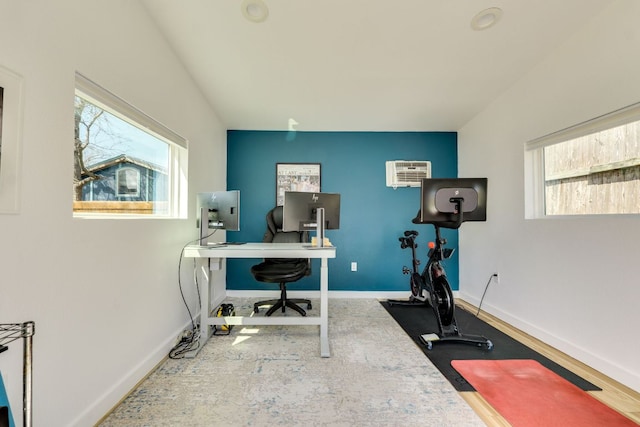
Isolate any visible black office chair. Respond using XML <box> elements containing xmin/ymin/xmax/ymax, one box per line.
<box><xmin>251</xmin><ymin>206</ymin><xmax>312</xmax><ymax>316</ymax></box>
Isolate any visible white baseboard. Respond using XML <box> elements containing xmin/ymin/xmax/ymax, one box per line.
<box><xmin>71</xmin><ymin>322</ymin><xmax>191</xmax><ymax>427</ymax></box>
<box><xmin>225</xmin><ymin>290</ymin><xmax>434</xmax><ymax>300</ymax></box>
<box><xmin>458</xmin><ymin>291</ymin><xmax>640</xmax><ymax>393</ymax></box>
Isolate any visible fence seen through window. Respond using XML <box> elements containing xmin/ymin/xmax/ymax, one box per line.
<box><xmin>526</xmin><ymin>103</ymin><xmax>640</xmax><ymax>217</ymax></box>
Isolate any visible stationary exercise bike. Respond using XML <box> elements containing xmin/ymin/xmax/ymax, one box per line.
<box><xmin>388</xmin><ymin>178</ymin><xmax>493</xmax><ymax>350</ymax></box>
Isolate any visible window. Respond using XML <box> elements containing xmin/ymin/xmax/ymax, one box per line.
<box><xmin>525</xmin><ymin>102</ymin><xmax>640</xmax><ymax>217</ymax></box>
<box><xmin>117</xmin><ymin>167</ymin><xmax>140</xmax><ymax>196</ymax></box>
<box><xmin>73</xmin><ymin>72</ymin><xmax>187</xmax><ymax>217</ymax></box>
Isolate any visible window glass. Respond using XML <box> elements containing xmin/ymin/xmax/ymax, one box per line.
<box><xmin>117</xmin><ymin>168</ymin><xmax>141</xmax><ymax>196</ymax></box>
<box><xmin>526</xmin><ymin>103</ymin><xmax>640</xmax><ymax>217</ymax></box>
<box><xmin>73</xmin><ymin>73</ymin><xmax>187</xmax><ymax>217</ymax></box>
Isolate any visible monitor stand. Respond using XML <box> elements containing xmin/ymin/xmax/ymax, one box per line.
<box><xmin>315</xmin><ymin>207</ymin><xmax>325</xmax><ymax>247</ymax></box>
<box><xmin>199</xmin><ymin>207</ymin><xmax>208</xmax><ymax>246</ymax></box>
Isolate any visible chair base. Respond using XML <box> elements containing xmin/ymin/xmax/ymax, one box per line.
<box><xmin>254</xmin><ymin>283</ymin><xmax>311</xmax><ymax>317</ymax></box>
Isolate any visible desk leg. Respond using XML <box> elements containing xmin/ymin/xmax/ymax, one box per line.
<box><xmin>320</xmin><ymin>257</ymin><xmax>330</xmax><ymax>357</ymax></box>
<box><xmin>183</xmin><ymin>258</ymin><xmax>212</xmax><ymax>358</ymax></box>
<box><xmin>199</xmin><ymin>259</ymin><xmax>211</xmax><ymax>350</ymax></box>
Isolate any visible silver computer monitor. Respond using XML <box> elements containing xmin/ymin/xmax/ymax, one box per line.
<box><xmin>282</xmin><ymin>191</ymin><xmax>340</xmax><ymax>232</ymax></box>
<box><xmin>196</xmin><ymin>191</ymin><xmax>240</xmax><ymax>244</ymax></box>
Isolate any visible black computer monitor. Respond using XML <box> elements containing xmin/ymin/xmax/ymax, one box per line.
<box><xmin>196</xmin><ymin>191</ymin><xmax>240</xmax><ymax>244</ymax></box>
<box><xmin>282</xmin><ymin>191</ymin><xmax>341</xmax><ymax>232</ymax></box>
<box><xmin>418</xmin><ymin>178</ymin><xmax>487</xmax><ymax>227</ymax></box>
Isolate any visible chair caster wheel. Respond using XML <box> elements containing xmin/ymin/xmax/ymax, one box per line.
<box><xmin>307</xmin><ymin>303</ymin><xmax>312</xmax><ymax>309</ymax></box>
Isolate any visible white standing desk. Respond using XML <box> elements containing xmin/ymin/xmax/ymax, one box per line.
<box><xmin>183</xmin><ymin>243</ymin><xmax>336</xmax><ymax>357</ymax></box>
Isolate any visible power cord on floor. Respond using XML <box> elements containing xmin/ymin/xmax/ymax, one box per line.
<box><xmin>169</xmin><ymin>325</ymin><xmax>200</xmax><ymax>359</ymax></box>
<box><xmin>170</xmin><ymin>230</ymin><xmax>218</xmax><ymax>359</ymax></box>
<box><xmin>476</xmin><ymin>273</ymin><xmax>498</xmax><ymax>316</ymax></box>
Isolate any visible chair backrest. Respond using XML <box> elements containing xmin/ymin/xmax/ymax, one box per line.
<box><xmin>261</xmin><ymin>206</ymin><xmax>310</xmax><ymax>269</ymax></box>
<box><xmin>262</xmin><ymin>206</ymin><xmax>308</xmax><ymax>244</ymax></box>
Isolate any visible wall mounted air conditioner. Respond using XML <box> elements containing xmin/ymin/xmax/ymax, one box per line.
<box><xmin>385</xmin><ymin>160</ymin><xmax>431</xmax><ymax>187</ymax></box>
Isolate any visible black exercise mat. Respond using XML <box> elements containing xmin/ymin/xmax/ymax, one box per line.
<box><xmin>380</xmin><ymin>300</ymin><xmax>600</xmax><ymax>392</ymax></box>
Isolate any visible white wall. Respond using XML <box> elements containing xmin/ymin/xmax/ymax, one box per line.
<box><xmin>0</xmin><ymin>1</ymin><xmax>225</xmax><ymax>425</ymax></box>
<box><xmin>458</xmin><ymin>0</ymin><xmax>640</xmax><ymax>392</ymax></box>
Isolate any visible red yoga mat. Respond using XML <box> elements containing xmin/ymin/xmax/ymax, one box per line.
<box><xmin>451</xmin><ymin>359</ymin><xmax>638</xmax><ymax>427</ymax></box>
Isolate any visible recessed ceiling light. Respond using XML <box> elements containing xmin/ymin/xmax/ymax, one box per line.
<box><xmin>471</xmin><ymin>7</ymin><xmax>503</xmax><ymax>31</ymax></box>
<box><xmin>241</xmin><ymin>0</ymin><xmax>269</xmax><ymax>23</ymax></box>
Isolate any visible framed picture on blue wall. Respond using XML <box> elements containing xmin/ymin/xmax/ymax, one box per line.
<box><xmin>276</xmin><ymin>163</ymin><xmax>321</xmax><ymax>206</ymax></box>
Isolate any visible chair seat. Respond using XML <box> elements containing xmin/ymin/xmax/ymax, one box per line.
<box><xmin>251</xmin><ymin>206</ymin><xmax>311</xmax><ymax>317</ymax></box>
<box><xmin>250</xmin><ymin>260</ymin><xmax>308</xmax><ymax>283</ymax></box>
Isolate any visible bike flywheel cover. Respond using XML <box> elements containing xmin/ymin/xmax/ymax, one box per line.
<box><xmin>432</xmin><ymin>276</ymin><xmax>455</xmax><ymax>326</ymax></box>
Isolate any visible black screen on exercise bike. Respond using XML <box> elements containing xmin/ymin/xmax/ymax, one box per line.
<box><xmin>418</xmin><ymin>178</ymin><xmax>487</xmax><ymax>224</ymax></box>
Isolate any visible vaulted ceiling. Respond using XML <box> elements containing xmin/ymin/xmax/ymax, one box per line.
<box><xmin>142</xmin><ymin>0</ymin><xmax>614</xmax><ymax>132</ymax></box>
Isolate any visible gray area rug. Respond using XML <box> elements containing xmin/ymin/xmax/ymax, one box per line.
<box><xmin>100</xmin><ymin>299</ymin><xmax>484</xmax><ymax>426</ymax></box>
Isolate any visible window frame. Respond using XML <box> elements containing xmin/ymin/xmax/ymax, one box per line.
<box><xmin>73</xmin><ymin>72</ymin><xmax>188</xmax><ymax>219</ymax></box>
<box><xmin>525</xmin><ymin>101</ymin><xmax>640</xmax><ymax>219</ymax></box>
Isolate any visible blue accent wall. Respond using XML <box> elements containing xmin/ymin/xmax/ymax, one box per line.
<box><xmin>226</xmin><ymin>131</ymin><xmax>458</xmax><ymax>292</ymax></box>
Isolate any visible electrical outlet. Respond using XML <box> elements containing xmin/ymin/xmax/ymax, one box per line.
<box><xmin>351</xmin><ymin>262</ymin><xmax>357</xmax><ymax>272</ymax></box>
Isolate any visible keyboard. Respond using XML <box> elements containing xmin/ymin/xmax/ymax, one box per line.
<box><xmin>206</xmin><ymin>242</ymin><xmax>246</xmax><ymax>246</ymax></box>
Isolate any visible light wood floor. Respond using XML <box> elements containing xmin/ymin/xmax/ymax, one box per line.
<box><xmin>456</xmin><ymin>300</ymin><xmax>640</xmax><ymax>426</ymax></box>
